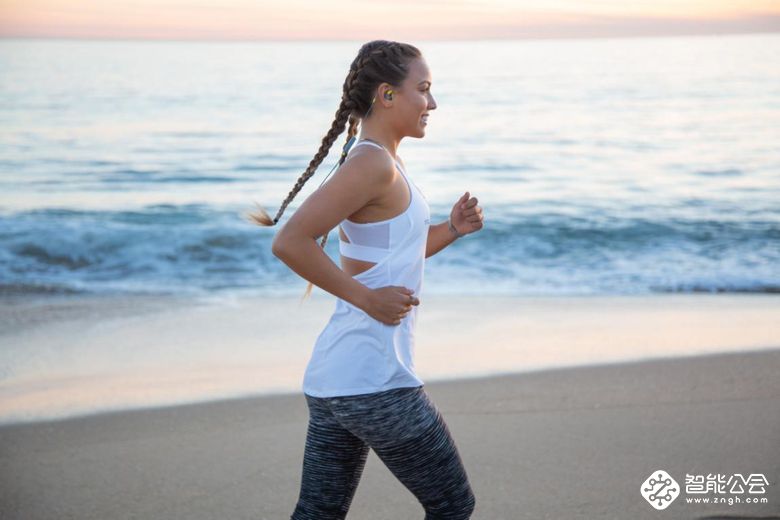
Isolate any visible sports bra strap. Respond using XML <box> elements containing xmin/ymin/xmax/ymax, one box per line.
<box><xmin>339</xmin><ymin>240</ymin><xmax>390</xmax><ymax>263</ymax></box>
<box><xmin>351</xmin><ymin>140</ymin><xmax>405</xmax><ymax>173</ymax></box>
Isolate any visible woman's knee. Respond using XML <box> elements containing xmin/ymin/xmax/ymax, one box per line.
<box><xmin>424</xmin><ymin>485</ymin><xmax>475</xmax><ymax>520</ymax></box>
<box><xmin>290</xmin><ymin>500</ymin><xmax>346</xmax><ymax>520</ymax></box>
<box><xmin>462</xmin><ymin>487</ymin><xmax>476</xmax><ymax>517</ymax></box>
<box><xmin>457</xmin><ymin>485</ymin><xmax>477</xmax><ymax>518</ymax></box>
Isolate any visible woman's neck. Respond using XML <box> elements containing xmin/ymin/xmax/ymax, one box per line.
<box><xmin>358</xmin><ymin>136</ymin><xmax>398</xmax><ymax>159</ymax></box>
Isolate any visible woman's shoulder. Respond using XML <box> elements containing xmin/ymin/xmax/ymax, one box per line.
<box><xmin>337</xmin><ymin>145</ymin><xmax>397</xmax><ymax>189</ymax></box>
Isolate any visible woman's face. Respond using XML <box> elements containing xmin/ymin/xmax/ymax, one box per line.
<box><xmin>396</xmin><ymin>57</ymin><xmax>437</xmax><ymax>138</ymax></box>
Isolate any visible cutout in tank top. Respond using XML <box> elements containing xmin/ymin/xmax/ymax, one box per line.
<box><xmin>338</xmin><ymin>140</ymin><xmax>414</xmax><ymax>264</ymax></box>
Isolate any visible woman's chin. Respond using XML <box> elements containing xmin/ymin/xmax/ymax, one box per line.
<box><xmin>405</xmin><ymin>121</ymin><xmax>427</xmax><ymax>138</ymax></box>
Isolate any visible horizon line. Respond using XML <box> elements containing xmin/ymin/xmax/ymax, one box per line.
<box><xmin>1</xmin><ymin>29</ymin><xmax>778</xmax><ymax>44</ymax></box>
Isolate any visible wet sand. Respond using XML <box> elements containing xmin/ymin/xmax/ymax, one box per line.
<box><xmin>2</xmin><ymin>292</ymin><xmax>779</xmax><ymax>425</ymax></box>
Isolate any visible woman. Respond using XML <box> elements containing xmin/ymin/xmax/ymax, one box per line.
<box><xmin>248</xmin><ymin>40</ymin><xmax>484</xmax><ymax>520</ymax></box>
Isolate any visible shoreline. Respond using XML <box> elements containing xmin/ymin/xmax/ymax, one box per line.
<box><xmin>3</xmin><ymin>290</ymin><xmax>779</xmax><ymax>337</ymax></box>
<box><xmin>2</xmin><ymin>292</ymin><xmax>779</xmax><ymax>426</ymax></box>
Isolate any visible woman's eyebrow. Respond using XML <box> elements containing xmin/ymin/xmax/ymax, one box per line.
<box><xmin>418</xmin><ymin>80</ymin><xmax>432</xmax><ymax>86</ymax></box>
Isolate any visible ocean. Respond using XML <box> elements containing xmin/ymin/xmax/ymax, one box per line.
<box><xmin>1</xmin><ymin>34</ymin><xmax>778</xmax><ymax>299</ymax></box>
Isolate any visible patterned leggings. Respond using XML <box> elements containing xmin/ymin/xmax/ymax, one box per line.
<box><xmin>290</xmin><ymin>385</ymin><xmax>476</xmax><ymax>519</ymax></box>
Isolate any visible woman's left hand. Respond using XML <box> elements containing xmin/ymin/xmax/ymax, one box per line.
<box><xmin>449</xmin><ymin>191</ymin><xmax>484</xmax><ymax>237</ymax></box>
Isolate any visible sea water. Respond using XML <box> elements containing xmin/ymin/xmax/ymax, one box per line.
<box><xmin>1</xmin><ymin>34</ymin><xmax>778</xmax><ymax>298</ymax></box>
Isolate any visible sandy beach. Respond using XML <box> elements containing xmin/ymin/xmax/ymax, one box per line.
<box><xmin>1</xmin><ymin>346</ymin><xmax>778</xmax><ymax>519</ymax></box>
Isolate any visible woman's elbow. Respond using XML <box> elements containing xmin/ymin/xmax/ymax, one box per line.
<box><xmin>271</xmin><ymin>229</ymin><xmax>309</xmax><ymax>259</ymax></box>
<box><xmin>271</xmin><ymin>233</ymin><xmax>291</xmax><ymax>259</ymax></box>
<box><xmin>272</xmin><ymin>224</ymin><xmax>321</xmax><ymax>258</ymax></box>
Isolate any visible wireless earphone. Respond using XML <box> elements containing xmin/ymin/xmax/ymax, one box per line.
<box><xmin>365</xmin><ymin>89</ymin><xmax>393</xmax><ymax>118</ymax></box>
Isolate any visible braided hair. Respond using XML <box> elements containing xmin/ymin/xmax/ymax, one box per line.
<box><xmin>245</xmin><ymin>40</ymin><xmax>422</xmax><ymax>300</ymax></box>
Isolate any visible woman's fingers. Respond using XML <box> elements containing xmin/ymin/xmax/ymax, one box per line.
<box><xmin>394</xmin><ymin>304</ymin><xmax>412</xmax><ymax>322</ymax></box>
<box><xmin>379</xmin><ymin>288</ymin><xmax>419</xmax><ymax>325</ymax></box>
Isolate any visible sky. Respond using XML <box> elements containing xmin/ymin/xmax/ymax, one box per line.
<box><xmin>0</xmin><ymin>0</ymin><xmax>778</xmax><ymax>41</ymax></box>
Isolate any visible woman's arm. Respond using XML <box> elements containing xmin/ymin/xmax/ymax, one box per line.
<box><xmin>425</xmin><ymin>191</ymin><xmax>483</xmax><ymax>258</ymax></box>
<box><xmin>271</xmin><ymin>150</ymin><xmax>394</xmax><ymax>308</ymax></box>
<box><xmin>425</xmin><ymin>220</ymin><xmax>459</xmax><ymax>258</ymax></box>
<box><xmin>273</xmin><ymin>235</ymin><xmax>372</xmax><ymax>308</ymax></box>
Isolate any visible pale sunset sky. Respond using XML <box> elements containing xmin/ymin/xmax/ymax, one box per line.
<box><xmin>0</xmin><ymin>0</ymin><xmax>778</xmax><ymax>40</ymax></box>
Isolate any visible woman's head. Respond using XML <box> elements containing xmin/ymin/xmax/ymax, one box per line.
<box><xmin>362</xmin><ymin>53</ymin><xmax>436</xmax><ymax>140</ymax></box>
<box><xmin>246</xmin><ymin>40</ymin><xmax>433</xmax><ymax>300</ymax></box>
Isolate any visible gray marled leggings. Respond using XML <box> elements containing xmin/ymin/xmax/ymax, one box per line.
<box><xmin>290</xmin><ymin>385</ymin><xmax>476</xmax><ymax>519</ymax></box>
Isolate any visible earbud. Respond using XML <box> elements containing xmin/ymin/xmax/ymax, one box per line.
<box><xmin>384</xmin><ymin>90</ymin><xmax>393</xmax><ymax>100</ymax></box>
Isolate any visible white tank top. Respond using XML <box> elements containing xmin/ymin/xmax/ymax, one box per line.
<box><xmin>302</xmin><ymin>139</ymin><xmax>431</xmax><ymax>397</ymax></box>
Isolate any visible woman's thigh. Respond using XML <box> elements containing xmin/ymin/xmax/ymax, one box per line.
<box><xmin>328</xmin><ymin>385</ymin><xmax>475</xmax><ymax>517</ymax></box>
<box><xmin>291</xmin><ymin>394</ymin><xmax>370</xmax><ymax>520</ymax></box>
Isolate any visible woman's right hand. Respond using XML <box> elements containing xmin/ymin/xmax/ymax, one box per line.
<box><xmin>362</xmin><ymin>286</ymin><xmax>420</xmax><ymax>326</ymax></box>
